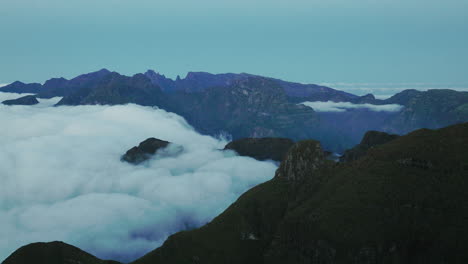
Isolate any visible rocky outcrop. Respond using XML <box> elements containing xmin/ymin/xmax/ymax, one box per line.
<box><xmin>2</xmin><ymin>95</ymin><xmax>39</xmax><ymax>105</ymax></box>
<box><xmin>1</xmin><ymin>241</ymin><xmax>120</xmax><ymax>264</ymax></box>
<box><xmin>275</xmin><ymin>140</ymin><xmax>326</xmax><ymax>182</ymax></box>
<box><xmin>340</xmin><ymin>130</ymin><xmax>399</xmax><ymax>162</ymax></box>
<box><xmin>121</xmin><ymin>138</ymin><xmax>176</xmax><ymax>164</ymax></box>
<box><xmin>224</xmin><ymin>138</ymin><xmax>294</xmax><ymax>162</ymax></box>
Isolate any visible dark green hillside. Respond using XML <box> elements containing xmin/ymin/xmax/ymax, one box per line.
<box><xmin>1</xmin><ymin>241</ymin><xmax>120</xmax><ymax>264</ymax></box>
<box><xmin>132</xmin><ymin>123</ymin><xmax>468</xmax><ymax>264</ymax></box>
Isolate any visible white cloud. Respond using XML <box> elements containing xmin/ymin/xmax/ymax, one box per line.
<box><xmin>0</xmin><ymin>93</ymin><xmax>277</xmax><ymax>262</ymax></box>
<box><xmin>301</xmin><ymin>101</ymin><xmax>403</xmax><ymax>112</ymax></box>
<box><xmin>0</xmin><ymin>84</ymin><xmax>8</xmax><ymax>88</ymax></box>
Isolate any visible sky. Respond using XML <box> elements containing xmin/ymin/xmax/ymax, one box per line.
<box><xmin>0</xmin><ymin>0</ymin><xmax>468</xmax><ymax>89</ymax></box>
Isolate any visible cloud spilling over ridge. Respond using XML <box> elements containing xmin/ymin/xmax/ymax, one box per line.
<box><xmin>0</xmin><ymin>93</ymin><xmax>277</xmax><ymax>263</ymax></box>
<box><xmin>301</xmin><ymin>101</ymin><xmax>403</xmax><ymax>112</ymax></box>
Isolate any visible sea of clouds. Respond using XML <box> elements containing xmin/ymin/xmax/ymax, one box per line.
<box><xmin>0</xmin><ymin>93</ymin><xmax>277</xmax><ymax>262</ymax></box>
<box><xmin>301</xmin><ymin>101</ymin><xmax>403</xmax><ymax>112</ymax></box>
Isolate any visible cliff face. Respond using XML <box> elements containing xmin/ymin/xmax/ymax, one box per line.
<box><xmin>132</xmin><ymin>123</ymin><xmax>468</xmax><ymax>264</ymax></box>
<box><xmin>162</xmin><ymin>77</ymin><xmax>321</xmax><ymax>141</ymax></box>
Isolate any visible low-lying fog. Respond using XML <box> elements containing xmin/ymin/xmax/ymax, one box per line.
<box><xmin>0</xmin><ymin>93</ymin><xmax>277</xmax><ymax>262</ymax></box>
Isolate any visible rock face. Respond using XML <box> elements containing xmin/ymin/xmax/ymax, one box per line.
<box><xmin>224</xmin><ymin>138</ymin><xmax>294</xmax><ymax>162</ymax></box>
<box><xmin>340</xmin><ymin>130</ymin><xmax>399</xmax><ymax>162</ymax></box>
<box><xmin>162</xmin><ymin>77</ymin><xmax>321</xmax><ymax>141</ymax></box>
<box><xmin>1</xmin><ymin>241</ymin><xmax>120</xmax><ymax>264</ymax></box>
<box><xmin>121</xmin><ymin>138</ymin><xmax>171</xmax><ymax>164</ymax></box>
<box><xmin>275</xmin><ymin>140</ymin><xmax>325</xmax><ymax>182</ymax></box>
<box><xmin>2</xmin><ymin>95</ymin><xmax>39</xmax><ymax>105</ymax></box>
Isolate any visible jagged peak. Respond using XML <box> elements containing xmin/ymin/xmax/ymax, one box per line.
<box><xmin>145</xmin><ymin>69</ymin><xmax>168</xmax><ymax>79</ymax></box>
<box><xmin>275</xmin><ymin>140</ymin><xmax>325</xmax><ymax>182</ymax></box>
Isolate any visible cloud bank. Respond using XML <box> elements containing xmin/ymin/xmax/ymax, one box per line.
<box><xmin>0</xmin><ymin>93</ymin><xmax>277</xmax><ymax>263</ymax></box>
<box><xmin>301</xmin><ymin>101</ymin><xmax>403</xmax><ymax>112</ymax></box>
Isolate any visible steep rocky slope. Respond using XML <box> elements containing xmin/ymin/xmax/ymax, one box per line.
<box><xmin>162</xmin><ymin>77</ymin><xmax>321</xmax><ymax>141</ymax></box>
<box><xmin>132</xmin><ymin>122</ymin><xmax>468</xmax><ymax>264</ymax></box>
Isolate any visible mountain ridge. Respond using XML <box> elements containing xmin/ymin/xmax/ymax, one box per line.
<box><xmin>2</xmin><ymin>69</ymin><xmax>468</xmax><ymax>152</ymax></box>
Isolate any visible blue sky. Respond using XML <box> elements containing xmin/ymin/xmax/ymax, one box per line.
<box><xmin>1</xmin><ymin>0</ymin><xmax>467</xmax><ymax>89</ymax></box>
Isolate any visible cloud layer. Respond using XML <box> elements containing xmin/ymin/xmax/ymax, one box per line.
<box><xmin>301</xmin><ymin>101</ymin><xmax>403</xmax><ymax>112</ymax></box>
<box><xmin>0</xmin><ymin>93</ymin><xmax>277</xmax><ymax>262</ymax></box>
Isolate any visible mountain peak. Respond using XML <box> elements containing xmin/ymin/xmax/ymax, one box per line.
<box><xmin>275</xmin><ymin>140</ymin><xmax>326</xmax><ymax>182</ymax></box>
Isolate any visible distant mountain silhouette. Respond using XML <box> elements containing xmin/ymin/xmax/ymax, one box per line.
<box><xmin>2</xmin><ymin>69</ymin><xmax>468</xmax><ymax>152</ymax></box>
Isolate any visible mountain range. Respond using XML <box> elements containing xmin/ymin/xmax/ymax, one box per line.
<box><xmin>2</xmin><ymin>69</ymin><xmax>468</xmax><ymax>152</ymax></box>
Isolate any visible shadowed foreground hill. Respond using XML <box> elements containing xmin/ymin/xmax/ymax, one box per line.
<box><xmin>3</xmin><ymin>123</ymin><xmax>468</xmax><ymax>264</ymax></box>
<box><xmin>1</xmin><ymin>241</ymin><xmax>120</xmax><ymax>264</ymax></box>
<box><xmin>339</xmin><ymin>130</ymin><xmax>400</xmax><ymax>162</ymax></box>
<box><xmin>133</xmin><ymin>122</ymin><xmax>468</xmax><ymax>264</ymax></box>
